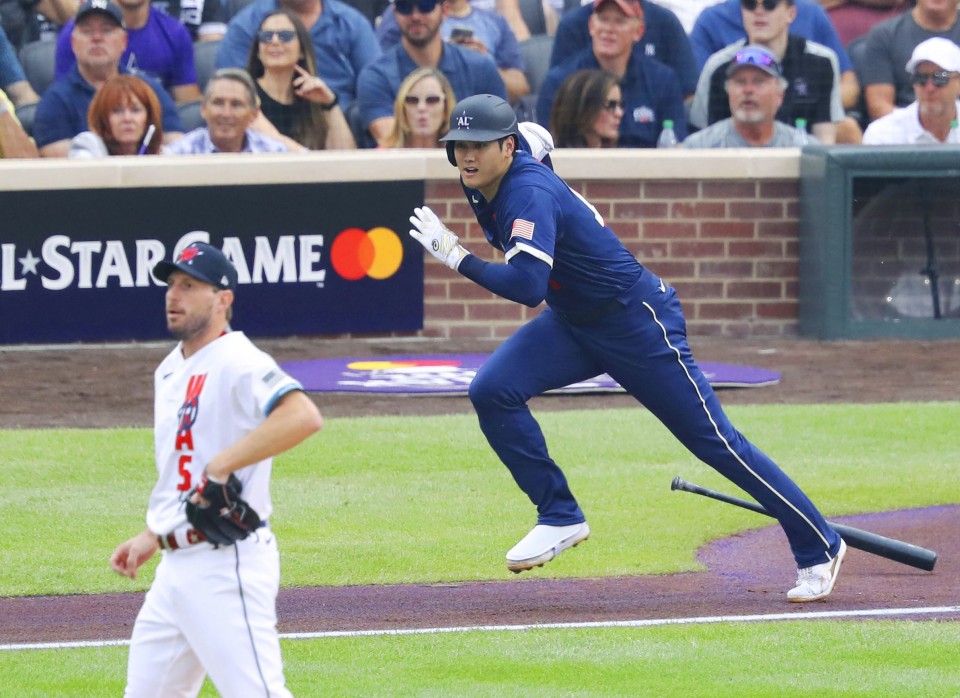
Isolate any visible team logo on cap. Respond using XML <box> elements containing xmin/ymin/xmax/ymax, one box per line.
<box><xmin>91</xmin><ymin>0</ymin><xmax>109</xmax><ymax>8</ymax></box>
<box><xmin>455</xmin><ymin>113</ymin><xmax>473</xmax><ymax>130</ymax></box>
<box><xmin>179</xmin><ymin>246</ymin><xmax>200</xmax><ymax>263</ymax></box>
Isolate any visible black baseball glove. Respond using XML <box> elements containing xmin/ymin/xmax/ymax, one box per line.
<box><xmin>186</xmin><ymin>473</ymin><xmax>261</xmax><ymax>547</ymax></box>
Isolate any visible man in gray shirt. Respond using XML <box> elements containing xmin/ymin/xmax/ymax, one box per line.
<box><xmin>684</xmin><ymin>45</ymin><xmax>804</xmax><ymax>147</ymax></box>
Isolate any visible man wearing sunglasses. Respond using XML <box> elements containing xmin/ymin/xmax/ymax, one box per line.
<box><xmin>216</xmin><ymin>0</ymin><xmax>380</xmax><ymax>117</ymax></box>
<box><xmin>860</xmin><ymin>0</ymin><xmax>960</xmax><ymax>121</ymax></box>
<box><xmin>356</xmin><ymin>0</ymin><xmax>506</xmax><ymax>146</ymax></box>
<box><xmin>863</xmin><ymin>37</ymin><xmax>960</xmax><ymax>142</ymax></box>
<box><xmin>535</xmin><ymin>0</ymin><xmax>686</xmax><ymax>147</ymax></box>
<box><xmin>690</xmin><ymin>0</ymin><xmax>846</xmax><ymax>144</ymax></box>
<box><xmin>684</xmin><ymin>44</ymin><xmax>802</xmax><ymax>146</ymax></box>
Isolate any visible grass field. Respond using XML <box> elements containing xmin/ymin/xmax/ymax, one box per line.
<box><xmin>1</xmin><ymin>402</ymin><xmax>957</xmax><ymax>695</ymax></box>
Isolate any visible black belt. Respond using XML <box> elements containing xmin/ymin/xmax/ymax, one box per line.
<box><xmin>559</xmin><ymin>298</ymin><xmax>624</xmax><ymax>326</ymax></box>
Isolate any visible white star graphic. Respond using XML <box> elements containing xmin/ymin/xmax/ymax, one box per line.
<box><xmin>19</xmin><ymin>250</ymin><xmax>40</xmax><ymax>275</ymax></box>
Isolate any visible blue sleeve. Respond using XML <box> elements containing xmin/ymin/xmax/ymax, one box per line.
<box><xmin>535</xmin><ymin>68</ymin><xmax>563</xmax><ymax>128</ymax></box>
<box><xmin>549</xmin><ymin>5</ymin><xmax>589</xmax><ymax>68</ymax></box>
<box><xmin>689</xmin><ymin>7</ymin><xmax>728</xmax><ymax>71</ymax></box>
<box><xmin>479</xmin><ymin>56</ymin><xmax>508</xmax><ymax>99</ymax></box>
<box><xmin>660</xmin><ymin>73</ymin><xmax>687</xmax><ymax>139</ymax></box>
<box><xmin>375</xmin><ymin>7</ymin><xmax>400</xmax><ymax>50</ymax></box>
<box><xmin>458</xmin><ymin>248</ymin><xmax>550</xmax><ymax>307</ymax></box>
<box><xmin>55</xmin><ymin>22</ymin><xmax>76</xmax><ymax>81</ymax></box>
<box><xmin>491</xmin><ymin>12</ymin><xmax>523</xmax><ymax>71</ymax></box>
<box><xmin>356</xmin><ymin>62</ymin><xmax>394</xmax><ymax>127</ymax></box>
<box><xmin>345</xmin><ymin>11</ymin><xmax>381</xmax><ymax>75</ymax></box>
<box><xmin>653</xmin><ymin>10</ymin><xmax>699</xmax><ymax>96</ymax></box>
<box><xmin>0</xmin><ymin>25</ymin><xmax>26</xmax><ymax>88</ymax></box>
<box><xmin>171</xmin><ymin>22</ymin><xmax>198</xmax><ymax>85</ymax></box>
<box><xmin>216</xmin><ymin>10</ymin><xmax>257</xmax><ymax>68</ymax></box>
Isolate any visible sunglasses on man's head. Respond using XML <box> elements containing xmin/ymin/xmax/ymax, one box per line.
<box><xmin>733</xmin><ymin>48</ymin><xmax>776</xmax><ymax>67</ymax></box>
<box><xmin>405</xmin><ymin>94</ymin><xmax>444</xmax><ymax>106</ymax></box>
<box><xmin>911</xmin><ymin>70</ymin><xmax>953</xmax><ymax>87</ymax></box>
<box><xmin>393</xmin><ymin>0</ymin><xmax>440</xmax><ymax>14</ymax></box>
<box><xmin>258</xmin><ymin>29</ymin><xmax>296</xmax><ymax>43</ymax></box>
<box><xmin>741</xmin><ymin>0</ymin><xmax>783</xmax><ymax>11</ymax></box>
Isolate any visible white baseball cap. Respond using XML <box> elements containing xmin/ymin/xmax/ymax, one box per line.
<box><xmin>905</xmin><ymin>37</ymin><xmax>960</xmax><ymax>73</ymax></box>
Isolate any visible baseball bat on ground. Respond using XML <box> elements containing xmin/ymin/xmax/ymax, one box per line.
<box><xmin>670</xmin><ymin>476</ymin><xmax>938</xmax><ymax>571</ymax></box>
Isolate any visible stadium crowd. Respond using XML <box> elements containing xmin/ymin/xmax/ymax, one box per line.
<box><xmin>1</xmin><ymin>0</ymin><xmax>958</xmax><ymax>157</ymax></box>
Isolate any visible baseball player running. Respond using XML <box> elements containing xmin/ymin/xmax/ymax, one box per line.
<box><xmin>409</xmin><ymin>94</ymin><xmax>846</xmax><ymax>602</ymax></box>
<box><xmin>110</xmin><ymin>242</ymin><xmax>323</xmax><ymax>696</ymax></box>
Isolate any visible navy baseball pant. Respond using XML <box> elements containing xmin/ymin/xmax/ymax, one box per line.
<box><xmin>469</xmin><ymin>269</ymin><xmax>842</xmax><ymax>568</ymax></box>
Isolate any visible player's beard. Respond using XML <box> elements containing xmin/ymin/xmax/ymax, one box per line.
<box><xmin>168</xmin><ymin>312</ymin><xmax>213</xmax><ymax>344</ymax></box>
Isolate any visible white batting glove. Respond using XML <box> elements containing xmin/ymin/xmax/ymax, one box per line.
<box><xmin>409</xmin><ymin>206</ymin><xmax>470</xmax><ymax>271</ymax></box>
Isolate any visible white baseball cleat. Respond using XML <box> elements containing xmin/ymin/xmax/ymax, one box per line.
<box><xmin>787</xmin><ymin>539</ymin><xmax>847</xmax><ymax>602</ymax></box>
<box><xmin>506</xmin><ymin>522</ymin><xmax>590</xmax><ymax>573</ymax></box>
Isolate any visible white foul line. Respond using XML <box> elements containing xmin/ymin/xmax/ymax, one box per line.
<box><xmin>2</xmin><ymin>605</ymin><xmax>957</xmax><ymax>652</ymax></box>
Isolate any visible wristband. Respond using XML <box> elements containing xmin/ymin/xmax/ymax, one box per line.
<box><xmin>320</xmin><ymin>92</ymin><xmax>339</xmax><ymax>111</ymax></box>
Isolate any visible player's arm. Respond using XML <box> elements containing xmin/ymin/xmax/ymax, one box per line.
<box><xmin>110</xmin><ymin>528</ymin><xmax>160</xmax><ymax>579</ymax></box>
<box><xmin>205</xmin><ymin>390</ymin><xmax>322</xmax><ymax>481</ymax></box>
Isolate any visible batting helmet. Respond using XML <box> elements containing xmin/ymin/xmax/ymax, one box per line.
<box><xmin>439</xmin><ymin>94</ymin><xmax>520</xmax><ymax>166</ymax></box>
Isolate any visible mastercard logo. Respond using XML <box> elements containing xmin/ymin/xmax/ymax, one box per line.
<box><xmin>330</xmin><ymin>227</ymin><xmax>404</xmax><ymax>281</ymax></box>
<box><xmin>346</xmin><ymin>359</ymin><xmax>462</xmax><ymax>370</ymax></box>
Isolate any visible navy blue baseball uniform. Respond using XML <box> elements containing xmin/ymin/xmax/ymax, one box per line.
<box><xmin>457</xmin><ymin>150</ymin><xmax>842</xmax><ymax>570</ymax></box>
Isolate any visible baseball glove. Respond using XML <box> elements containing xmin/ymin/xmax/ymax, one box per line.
<box><xmin>186</xmin><ymin>473</ymin><xmax>261</xmax><ymax>547</ymax></box>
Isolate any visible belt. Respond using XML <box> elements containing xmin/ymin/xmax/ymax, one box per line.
<box><xmin>157</xmin><ymin>520</ymin><xmax>268</xmax><ymax>551</ymax></box>
<box><xmin>559</xmin><ymin>298</ymin><xmax>624</xmax><ymax>326</ymax></box>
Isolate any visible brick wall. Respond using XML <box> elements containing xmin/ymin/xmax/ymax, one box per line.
<box><xmin>422</xmin><ymin>177</ymin><xmax>801</xmax><ymax>340</ymax></box>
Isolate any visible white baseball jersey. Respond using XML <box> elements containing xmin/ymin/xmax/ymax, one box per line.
<box><xmin>146</xmin><ymin>331</ymin><xmax>302</xmax><ymax>536</ymax></box>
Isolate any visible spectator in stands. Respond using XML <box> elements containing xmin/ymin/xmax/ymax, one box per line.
<box><xmin>55</xmin><ymin>0</ymin><xmax>201</xmax><ymax>104</ymax></box>
<box><xmin>861</xmin><ymin>0</ymin><xmax>960</xmax><ymax>120</ymax></box>
<box><xmin>548</xmin><ymin>0</ymin><xmax>700</xmax><ymax>98</ymax></box>
<box><xmin>537</xmin><ymin>0</ymin><xmax>686</xmax><ymax>147</ymax></box>
<box><xmin>68</xmin><ymin>72</ymin><xmax>163</xmax><ymax>154</ymax></box>
<box><xmin>549</xmin><ymin>67</ymin><xmax>623</xmax><ymax>146</ymax></box>
<box><xmin>863</xmin><ymin>36</ymin><xmax>960</xmax><ymax>143</ymax></box>
<box><xmin>216</xmin><ymin>0</ymin><xmax>380</xmax><ymax>116</ymax></box>
<box><xmin>247</xmin><ymin>8</ymin><xmax>356</xmax><ymax>148</ymax></box>
<box><xmin>375</xmin><ymin>0</ymin><xmax>529</xmax><ymax>103</ymax></box>
<box><xmin>165</xmin><ymin>66</ymin><xmax>297</xmax><ymax>152</ymax></box>
<box><xmin>690</xmin><ymin>1</ymin><xmax>846</xmax><ymax>143</ymax></box>
<box><xmin>357</xmin><ymin>0</ymin><xmax>506</xmax><ymax>145</ymax></box>
<box><xmin>816</xmin><ymin>0</ymin><xmax>909</xmax><ymax>47</ymax></box>
<box><xmin>381</xmin><ymin>65</ymin><xmax>454</xmax><ymax>146</ymax></box>
<box><xmin>690</xmin><ymin>0</ymin><xmax>861</xmax><ymax>114</ymax></box>
<box><xmin>33</xmin><ymin>0</ymin><xmax>182</xmax><ymax>156</ymax></box>
<box><xmin>0</xmin><ymin>24</ymin><xmax>39</xmax><ymax>106</ymax></box>
<box><xmin>0</xmin><ymin>85</ymin><xmax>38</xmax><ymax>155</ymax></box>
<box><xmin>684</xmin><ymin>45</ymin><xmax>804</xmax><ymax>145</ymax></box>
<box><xmin>165</xmin><ymin>0</ymin><xmax>227</xmax><ymax>42</ymax></box>
<box><xmin>1</xmin><ymin>0</ymin><xmax>78</xmax><ymax>50</ymax></box>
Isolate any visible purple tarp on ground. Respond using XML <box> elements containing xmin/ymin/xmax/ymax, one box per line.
<box><xmin>280</xmin><ymin>354</ymin><xmax>781</xmax><ymax>395</ymax></box>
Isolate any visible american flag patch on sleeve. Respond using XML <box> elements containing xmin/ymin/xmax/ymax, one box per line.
<box><xmin>510</xmin><ymin>219</ymin><xmax>535</xmax><ymax>241</ymax></box>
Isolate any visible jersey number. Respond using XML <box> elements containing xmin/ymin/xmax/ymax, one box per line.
<box><xmin>177</xmin><ymin>455</ymin><xmax>192</xmax><ymax>492</ymax></box>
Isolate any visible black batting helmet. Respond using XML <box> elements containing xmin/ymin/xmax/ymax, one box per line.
<box><xmin>440</xmin><ymin>94</ymin><xmax>520</xmax><ymax>166</ymax></box>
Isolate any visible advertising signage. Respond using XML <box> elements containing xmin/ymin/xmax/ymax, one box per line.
<box><xmin>0</xmin><ymin>179</ymin><xmax>425</xmax><ymax>344</ymax></box>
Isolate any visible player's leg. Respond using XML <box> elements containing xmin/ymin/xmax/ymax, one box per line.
<box><xmin>125</xmin><ymin>559</ymin><xmax>206</xmax><ymax>698</ymax></box>
<box><xmin>470</xmin><ymin>311</ymin><xmax>598</xmax><ymax>570</ymax></box>
<box><xmin>586</xmin><ymin>272</ymin><xmax>842</xmax><ymax>569</ymax></box>
<box><xmin>470</xmin><ymin>309</ymin><xmax>600</xmax><ymax>524</ymax></box>
<box><xmin>170</xmin><ymin>534</ymin><xmax>291</xmax><ymax>698</ymax></box>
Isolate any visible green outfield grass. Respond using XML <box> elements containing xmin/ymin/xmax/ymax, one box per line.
<box><xmin>1</xmin><ymin>402</ymin><xmax>957</xmax><ymax>695</ymax></box>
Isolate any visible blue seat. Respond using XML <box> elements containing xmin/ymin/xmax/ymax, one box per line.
<box><xmin>193</xmin><ymin>39</ymin><xmax>221</xmax><ymax>93</ymax></box>
<box><xmin>177</xmin><ymin>99</ymin><xmax>204</xmax><ymax>132</ymax></box>
<box><xmin>14</xmin><ymin>101</ymin><xmax>37</xmax><ymax>137</ymax></box>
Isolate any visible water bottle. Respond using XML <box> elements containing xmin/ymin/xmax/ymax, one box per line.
<box><xmin>948</xmin><ymin>119</ymin><xmax>959</xmax><ymax>144</ymax></box>
<box><xmin>793</xmin><ymin>118</ymin><xmax>810</xmax><ymax>146</ymax></box>
<box><xmin>657</xmin><ymin>119</ymin><xmax>678</xmax><ymax>148</ymax></box>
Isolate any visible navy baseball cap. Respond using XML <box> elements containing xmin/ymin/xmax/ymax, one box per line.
<box><xmin>726</xmin><ymin>45</ymin><xmax>783</xmax><ymax>79</ymax></box>
<box><xmin>153</xmin><ymin>243</ymin><xmax>238</xmax><ymax>291</ymax></box>
<box><xmin>75</xmin><ymin>0</ymin><xmax>124</xmax><ymax>27</ymax></box>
